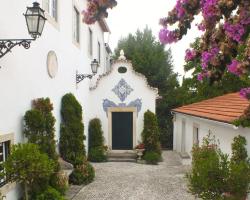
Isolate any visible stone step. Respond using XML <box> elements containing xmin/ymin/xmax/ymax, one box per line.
<box><xmin>107</xmin><ymin>152</ymin><xmax>137</xmax><ymax>159</ymax></box>
<box><xmin>107</xmin><ymin>157</ymin><xmax>136</xmax><ymax>163</ymax></box>
<box><xmin>107</xmin><ymin>151</ymin><xmax>137</xmax><ymax>162</ymax></box>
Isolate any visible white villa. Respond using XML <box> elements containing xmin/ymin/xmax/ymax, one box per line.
<box><xmin>172</xmin><ymin>92</ymin><xmax>250</xmax><ymax>165</ymax></box>
<box><xmin>0</xmin><ymin>0</ymin><xmax>158</xmax><ymax>199</ymax></box>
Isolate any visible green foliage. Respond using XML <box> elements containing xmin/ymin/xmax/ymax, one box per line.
<box><xmin>35</xmin><ymin>186</ymin><xmax>65</xmax><ymax>200</ymax></box>
<box><xmin>88</xmin><ymin>118</ymin><xmax>106</xmax><ymax>162</ymax></box>
<box><xmin>69</xmin><ymin>162</ymin><xmax>95</xmax><ymax>185</ymax></box>
<box><xmin>187</xmin><ymin>135</ymin><xmax>228</xmax><ymax>199</ymax></box>
<box><xmin>231</xmin><ymin>135</ymin><xmax>248</xmax><ymax>163</ymax></box>
<box><xmin>233</xmin><ymin>105</ymin><xmax>250</xmax><ymax>128</ymax></box>
<box><xmin>23</xmin><ymin>98</ymin><xmax>58</xmax><ymax>162</ymax></box>
<box><xmin>142</xmin><ymin>110</ymin><xmax>161</xmax><ymax>157</ymax></box>
<box><xmin>50</xmin><ymin>172</ymin><xmax>68</xmax><ymax>195</ymax></box>
<box><xmin>178</xmin><ymin>38</ymin><xmax>250</xmax><ymax>106</ymax></box>
<box><xmin>187</xmin><ymin>135</ymin><xmax>250</xmax><ymax>200</ymax></box>
<box><xmin>143</xmin><ymin>151</ymin><xmax>161</xmax><ymax>165</ymax></box>
<box><xmin>227</xmin><ymin>162</ymin><xmax>250</xmax><ymax>199</ymax></box>
<box><xmin>4</xmin><ymin>143</ymin><xmax>55</xmax><ymax>200</ymax></box>
<box><xmin>88</xmin><ymin>118</ymin><xmax>104</xmax><ymax>148</ymax></box>
<box><xmin>60</xmin><ymin>93</ymin><xmax>85</xmax><ymax>167</ymax></box>
<box><xmin>88</xmin><ymin>147</ymin><xmax>107</xmax><ymax>162</ymax></box>
<box><xmin>227</xmin><ymin>135</ymin><xmax>250</xmax><ymax>199</ymax></box>
<box><xmin>115</xmin><ymin>27</ymin><xmax>179</xmax><ymax>149</ymax></box>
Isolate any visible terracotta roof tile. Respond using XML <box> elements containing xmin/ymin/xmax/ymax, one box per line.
<box><xmin>172</xmin><ymin>92</ymin><xmax>249</xmax><ymax>124</ymax></box>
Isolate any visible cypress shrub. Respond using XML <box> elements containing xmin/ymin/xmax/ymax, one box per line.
<box><xmin>24</xmin><ymin>98</ymin><xmax>58</xmax><ymax>162</ymax></box>
<box><xmin>59</xmin><ymin>93</ymin><xmax>85</xmax><ymax>166</ymax></box>
<box><xmin>227</xmin><ymin>135</ymin><xmax>250</xmax><ymax>199</ymax></box>
<box><xmin>88</xmin><ymin>118</ymin><xmax>107</xmax><ymax>162</ymax></box>
<box><xmin>88</xmin><ymin>118</ymin><xmax>104</xmax><ymax>148</ymax></box>
<box><xmin>142</xmin><ymin>110</ymin><xmax>161</xmax><ymax>157</ymax></box>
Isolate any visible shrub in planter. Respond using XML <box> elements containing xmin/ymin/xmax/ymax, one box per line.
<box><xmin>142</xmin><ymin>110</ymin><xmax>161</xmax><ymax>156</ymax></box>
<box><xmin>69</xmin><ymin>161</ymin><xmax>95</xmax><ymax>185</ymax></box>
<box><xmin>88</xmin><ymin>147</ymin><xmax>107</xmax><ymax>162</ymax></box>
<box><xmin>60</xmin><ymin>93</ymin><xmax>85</xmax><ymax>167</ymax></box>
<box><xmin>35</xmin><ymin>186</ymin><xmax>65</xmax><ymax>200</ymax></box>
<box><xmin>88</xmin><ymin>118</ymin><xmax>107</xmax><ymax>162</ymax></box>
<box><xmin>4</xmin><ymin>143</ymin><xmax>55</xmax><ymax>200</ymax></box>
<box><xmin>143</xmin><ymin>151</ymin><xmax>161</xmax><ymax>165</ymax></box>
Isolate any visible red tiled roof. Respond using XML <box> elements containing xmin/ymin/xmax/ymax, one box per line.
<box><xmin>172</xmin><ymin>92</ymin><xmax>249</xmax><ymax>124</ymax></box>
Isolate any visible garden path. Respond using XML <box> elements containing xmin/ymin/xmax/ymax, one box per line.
<box><xmin>71</xmin><ymin>151</ymin><xmax>195</xmax><ymax>200</ymax></box>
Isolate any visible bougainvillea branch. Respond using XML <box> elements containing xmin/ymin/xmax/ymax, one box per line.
<box><xmin>159</xmin><ymin>0</ymin><xmax>250</xmax><ymax>85</ymax></box>
<box><xmin>82</xmin><ymin>0</ymin><xmax>117</xmax><ymax>24</ymax></box>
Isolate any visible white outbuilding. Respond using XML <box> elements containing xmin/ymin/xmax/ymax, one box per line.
<box><xmin>172</xmin><ymin>92</ymin><xmax>250</xmax><ymax>165</ymax></box>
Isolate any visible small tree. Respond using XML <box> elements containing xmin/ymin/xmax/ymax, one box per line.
<box><xmin>88</xmin><ymin>118</ymin><xmax>106</xmax><ymax>162</ymax></box>
<box><xmin>59</xmin><ymin>93</ymin><xmax>85</xmax><ymax>166</ymax></box>
<box><xmin>23</xmin><ymin>98</ymin><xmax>58</xmax><ymax>161</ymax></box>
<box><xmin>4</xmin><ymin>143</ymin><xmax>55</xmax><ymax>200</ymax></box>
<box><xmin>186</xmin><ymin>135</ymin><xmax>229</xmax><ymax>199</ymax></box>
<box><xmin>227</xmin><ymin>135</ymin><xmax>250</xmax><ymax>199</ymax></box>
<box><xmin>142</xmin><ymin>110</ymin><xmax>161</xmax><ymax>156</ymax></box>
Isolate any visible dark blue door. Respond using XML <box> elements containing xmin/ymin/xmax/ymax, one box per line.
<box><xmin>112</xmin><ymin>112</ymin><xmax>133</xmax><ymax>150</ymax></box>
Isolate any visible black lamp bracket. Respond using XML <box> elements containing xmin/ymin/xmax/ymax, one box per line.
<box><xmin>0</xmin><ymin>38</ymin><xmax>35</xmax><ymax>59</ymax></box>
<box><xmin>76</xmin><ymin>70</ymin><xmax>96</xmax><ymax>84</ymax></box>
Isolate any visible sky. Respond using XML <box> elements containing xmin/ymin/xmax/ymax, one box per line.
<box><xmin>106</xmin><ymin>0</ymin><xmax>201</xmax><ymax>79</ymax></box>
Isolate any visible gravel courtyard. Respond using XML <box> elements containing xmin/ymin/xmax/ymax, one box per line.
<box><xmin>72</xmin><ymin>151</ymin><xmax>195</xmax><ymax>200</ymax></box>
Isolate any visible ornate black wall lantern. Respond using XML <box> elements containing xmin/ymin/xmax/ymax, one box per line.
<box><xmin>76</xmin><ymin>59</ymin><xmax>100</xmax><ymax>84</ymax></box>
<box><xmin>0</xmin><ymin>2</ymin><xmax>46</xmax><ymax>59</ymax></box>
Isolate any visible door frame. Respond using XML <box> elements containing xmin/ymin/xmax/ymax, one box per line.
<box><xmin>108</xmin><ymin>107</ymin><xmax>137</xmax><ymax>150</ymax></box>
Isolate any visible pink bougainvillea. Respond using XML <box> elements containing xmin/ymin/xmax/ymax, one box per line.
<box><xmin>240</xmin><ymin>88</ymin><xmax>250</xmax><ymax>100</ymax></box>
<box><xmin>158</xmin><ymin>0</ymin><xmax>250</xmax><ymax>84</ymax></box>
<box><xmin>82</xmin><ymin>0</ymin><xmax>250</xmax><ymax>92</ymax></box>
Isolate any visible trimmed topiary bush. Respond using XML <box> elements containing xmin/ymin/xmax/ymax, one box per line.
<box><xmin>69</xmin><ymin>161</ymin><xmax>95</xmax><ymax>185</ymax></box>
<box><xmin>88</xmin><ymin>118</ymin><xmax>104</xmax><ymax>148</ymax></box>
<box><xmin>88</xmin><ymin>118</ymin><xmax>107</xmax><ymax>162</ymax></box>
<box><xmin>60</xmin><ymin>93</ymin><xmax>85</xmax><ymax>167</ymax></box>
<box><xmin>143</xmin><ymin>151</ymin><xmax>161</xmax><ymax>165</ymax></box>
<box><xmin>142</xmin><ymin>110</ymin><xmax>161</xmax><ymax>158</ymax></box>
<box><xmin>88</xmin><ymin>147</ymin><xmax>107</xmax><ymax>162</ymax></box>
<box><xmin>24</xmin><ymin>98</ymin><xmax>58</xmax><ymax>162</ymax></box>
<box><xmin>35</xmin><ymin>186</ymin><xmax>65</xmax><ymax>200</ymax></box>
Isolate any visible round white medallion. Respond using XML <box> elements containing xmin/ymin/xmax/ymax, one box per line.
<box><xmin>47</xmin><ymin>51</ymin><xmax>58</xmax><ymax>78</ymax></box>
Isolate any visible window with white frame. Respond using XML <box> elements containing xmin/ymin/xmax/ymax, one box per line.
<box><xmin>193</xmin><ymin>125</ymin><xmax>199</xmax><ymax>146</ymax></box>
<box><xmin>0</xmin><ymin>140</ymin><xmax>10</xmax><ymax>186</ymax></box>
<box><xmin>44</xmin><ymin>0</ymin><xmax>58</xmax><ymax>21</ymax></box>
<box><xmin>73</xmin><ymin>7</ymin><xmax>80</xmax><ymax>43</ymax></box>
<box><xmin>98</xmin><ymin>41</ymin><xmax>101</xmax><ymax>63</ymax></box>
<box><xmin>89</xmin><ymin>28</ymin><xmax>93</xmax><ymax>56</ymax></box>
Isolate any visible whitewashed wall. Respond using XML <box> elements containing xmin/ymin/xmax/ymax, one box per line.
<box><xmin>173</xmin><ymin>113</ymin><xmax>250</xmax><ymax>161</ymax></box>
<box><xmin>0</xmin><ymin>0</ymin><xmax>109</xmax><ymax>198</ymax></box>
<box><xmin>88</xmin><ymin>60</ymin><xmax>158</xmax><ymax>148</ymax></box>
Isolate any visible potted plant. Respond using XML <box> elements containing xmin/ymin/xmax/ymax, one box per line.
<box><xmin>135</xmin><ymin>143</ymin><xmax>145</xmax><ymax>160</ymax></box>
